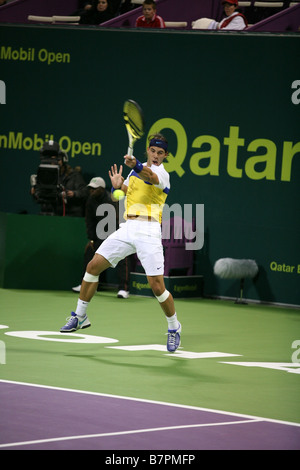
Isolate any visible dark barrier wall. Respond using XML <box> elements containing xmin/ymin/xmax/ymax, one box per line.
<box><xmin>0</xmin><ymin>212</ymin><xmax>87</xmax><ymax>290</ymax></box>
<box><xmin>0</xmin><ymin>24</ymin><xmax>299</xmax><ymax>305</ymax></box>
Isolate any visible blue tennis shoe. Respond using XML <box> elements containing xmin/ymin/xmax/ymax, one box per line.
<box><xmin>167</xmin><ymin>322</ymin><xmax>181</xmax><ymax>352</ymax></box>
<box><xmin>60</xmin><ymin>312</ymin><xmax>91</xmax><ymax>332</ymax></box>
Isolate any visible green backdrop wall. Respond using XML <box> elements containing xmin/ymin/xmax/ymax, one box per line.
<box><xmin>0</xmin><ymin>24</ymin><xmax>299</xmax><ymax>305</ymax></box>
<box><xmin>0</xmin><ymin>212</ymin><xmax>86</xmax><ymax>290</ymax></box>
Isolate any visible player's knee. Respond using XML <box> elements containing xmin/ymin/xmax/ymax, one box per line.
<box><xmin>147</xmin><ymin>277</ymin><xmax>170</xmax><ymax>302</ymax></box>
<box><xmin>86</xmin><ymin>259</ymin><xmax>99</xmax><ymax>276</ymax></box>
<box><xmin>83</xmin><ymin>272</ymin><xmax>99</xmax><ymax>283</ymax></box>
<box><xmin>155</xmin><ymin>289</ymin><xmax>170</xmax><ymax>303</ymax></box>
<box><xmin>87</xmin><ymin>253</ymin><xmax>110</xmax><ymax>275</ymax></box>
<box><xmin>147</xmin><ymin>276</ymin><xmax>164</xmax><ymax>296</ymax></box>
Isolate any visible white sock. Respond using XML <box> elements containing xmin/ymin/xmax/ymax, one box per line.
<box><xmin>166</xmin><ymin>313</ymin><xmax>179</xmax><ymax>331</ymax></box>
<box><xmin>75</xmin><ymin>299</ymin><xmax>89</xmax><ymax>318</ymax></box>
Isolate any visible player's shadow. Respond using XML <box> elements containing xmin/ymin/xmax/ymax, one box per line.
<box><xmin>64</xmin><ymin>351</ymin><xmax>228</xmax><ymax>384</ymax></box>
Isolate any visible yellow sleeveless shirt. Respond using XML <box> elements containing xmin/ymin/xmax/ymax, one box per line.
<box><xmin>124</xmin><ymin>165</ymin><xmax>170</xmax><ymax>223</ymax></box>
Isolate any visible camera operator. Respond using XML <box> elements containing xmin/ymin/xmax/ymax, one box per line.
<box><xmin>31</xmin><ymin>140</ymin><xmax>88</xmax><ymax>217</ymax></box>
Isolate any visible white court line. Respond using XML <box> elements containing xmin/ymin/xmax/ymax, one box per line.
<box><xmin>0</xmin><ymin>419</ymin><xmax>261</xmax><ymax>449</ymax></box>
<box><xmin>1</xmin><ymin>379</ymin><xmax>300</xmax><ymax>428</ymax></box>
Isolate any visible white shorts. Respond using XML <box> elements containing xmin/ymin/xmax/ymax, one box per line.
<box><xmin>96</xmin><ymin>219</ymin><xmax>164</xmax><ymax>276</ymax></box>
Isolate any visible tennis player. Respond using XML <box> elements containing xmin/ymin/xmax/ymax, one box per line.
<box><xmin>60</xmin><ymin>133</ymin><xmax>181</xmax><ymax>352</ymax></box>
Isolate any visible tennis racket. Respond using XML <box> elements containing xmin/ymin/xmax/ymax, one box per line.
<box><xmin>123</xmin><ymin>99</ymin><xmax>145</xmax><ymax>158</ymax></box>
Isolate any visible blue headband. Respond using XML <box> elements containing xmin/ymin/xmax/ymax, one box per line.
<box><xmin>149</xmin><ymin>138</ymin><xmax>168</xmax><ymax>152</ymax></box>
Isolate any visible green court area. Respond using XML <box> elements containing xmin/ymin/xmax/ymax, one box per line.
<box><xmin>0</xmin><ymin>288</ymin><xmax>299</xmax><ymax>424</ymax></box>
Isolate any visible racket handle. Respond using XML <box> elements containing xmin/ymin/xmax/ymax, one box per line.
<box><xmin>127</xmin><ymin>146</ymin><xmax>133</xmax><ymax>159</ymax></box>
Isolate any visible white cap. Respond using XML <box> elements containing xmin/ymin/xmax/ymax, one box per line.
<box><xmin>88</xmin><ymin>177</ymin><xmax>106</xmax><ymax>189</ymax></box>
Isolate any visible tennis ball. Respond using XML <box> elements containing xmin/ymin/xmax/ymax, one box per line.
<box><xmin>113</xmin><ymin>189</ymin><xmax>125</xmax><ymax>200</ymax></box>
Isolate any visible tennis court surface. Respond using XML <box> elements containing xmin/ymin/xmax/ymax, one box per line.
<box><xmin>0</xmin><ymin>288</ymin><xmax>299</xmax><ymax>451</ymax></box>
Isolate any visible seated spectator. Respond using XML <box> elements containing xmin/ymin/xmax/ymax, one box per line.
<box><xmin>135</xmin><ymin>0</ymin><xmax>165</xmax><ymax>29</ymax></box>
<box><xmin>75</xmin><ymin>0</ymin><xmax>121</xmax><ymax>16</ymax></box>
<box><xmin>193</xmin><ymin>0</ymin><xmax>248</xmax><ymax>31</ymax></box>
<box><xmin>79</xmin><ymin>0</ymin><xmax>114</xmax><ymax>25</ymax></box>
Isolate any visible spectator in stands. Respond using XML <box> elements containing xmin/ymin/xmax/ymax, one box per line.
<box><xmin>75</xmin><ymin>0</ymin><xmax>121</xmax><ymax>17</ymax></box>
<box><xmin>78</xmin><ymin>0</ymin><xmax>114</xmax><ymax>24</ymax></box>
<box><xmin>72</xmin><ymin>176</ymin><xmax>131</xmax><ymax>298</ymax></box>
<box><xmin>135</xmin><ymin>0</ymin><xmax>165</xmax><ymax>28</ymax></box>
<box><xmin>192</xmin><ymin>0</ymin><xmax>248</xmax><ymax>31</ymax></box>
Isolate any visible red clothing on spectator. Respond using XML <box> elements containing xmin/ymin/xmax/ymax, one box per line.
<box><xmin>219</xmin><ymin>12</ymin><xmax>248</xmax><ymax>29</ymax></box>
<box><xmin>135</xmin><ymin>13</ymin><xmax>165</xmax><ymax>28</ymax></box>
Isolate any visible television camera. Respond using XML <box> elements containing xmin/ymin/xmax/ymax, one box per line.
<box><xmin>31</xmin><ymin>140</ymin><xmax>68</xmax><ymax>212</ymax></box>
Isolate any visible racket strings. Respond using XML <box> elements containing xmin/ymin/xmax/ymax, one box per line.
<box><xmin>123</xmin><ymin>100</ymin><xmax>144</xmax><ymax>138</ymax></box>
<box><xmin>124</xmin><ymin>114</ymin><xmax>144</xmax><ymax>138</ymax></box>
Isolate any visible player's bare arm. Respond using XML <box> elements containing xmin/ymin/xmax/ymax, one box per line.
<box><xmin>124</xmin><ymin>155</ymin><xmax>160</xmax><ymax>185</ymax></box>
